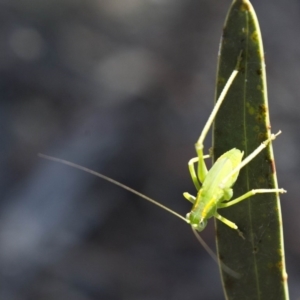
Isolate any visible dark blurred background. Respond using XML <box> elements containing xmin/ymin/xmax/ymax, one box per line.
<box><xmin>0</xmin><ymin>0</ymin><xmax>298</xmax><ymax>299</ymax></box>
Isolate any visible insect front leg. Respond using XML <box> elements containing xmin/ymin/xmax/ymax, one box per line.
<box><xmin>214</xmin><ymin>212</ymin><xmax>245</xmax><ymax>239</ymax></box>
<box><xmin>183</xmin><ymin>192</ymin><xmax>196</xmax><ymax>204</ymax></box>
<box><xmin>215</xmin><ymin>212</ymin><xmax>238</xmax><ymax>229</ymax></box>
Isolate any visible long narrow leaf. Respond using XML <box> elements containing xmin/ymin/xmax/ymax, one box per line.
<box><xmin>213</xmin><ymin>1</ymin><xmax>289</xmax><ymax>299</ymax></box>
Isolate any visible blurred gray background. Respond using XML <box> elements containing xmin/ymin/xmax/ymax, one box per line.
<box><xmin>0</xmin><ymin>0</ymin><xmax>298</xmax><ymax>299</ymax></box>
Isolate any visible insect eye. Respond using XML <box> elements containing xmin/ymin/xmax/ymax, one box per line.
<box><xmin>198</xmin><ymin>220</ymin><xmax>207</xmax><ymax>231</ymax></box>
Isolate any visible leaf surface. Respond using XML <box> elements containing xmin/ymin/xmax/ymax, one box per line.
<box><xmin>213</xmin><ymin>1</ymin><xmax>289</xmax><ymax>299</ymax></box>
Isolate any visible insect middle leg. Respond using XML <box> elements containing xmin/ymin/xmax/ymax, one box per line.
<box><xmin>188</xmin><ymin>154</ymin><xmax>210</xmax><ymax>190</ymax></box>
<box><xmin>184</xmin><ymin>154</ymin><xmax>210</xmax><ymax>204</ymax></box>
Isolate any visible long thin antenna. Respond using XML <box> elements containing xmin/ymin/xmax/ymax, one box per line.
<box><xmin>38</xmin><ymin>153</ymin><xmax>187</xmax><ymax>223</ymax></box>
<box><xmin>38</xmin><ymin>153</ymin><xmax>240</xmax><ymax>278</ymax></box>
<box><xmin>191</xmin><ymin>227</ymin><xmax>241</xmax><ymax>278</ymax></box>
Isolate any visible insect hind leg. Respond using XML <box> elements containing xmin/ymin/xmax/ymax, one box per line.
<box><xmin>220</xmin><ymin>131</ymin><xmax>282</xmax><ymax>189</ymax></box>
<box><xmin>218</xmin><ymin>188</ymin><xmax>286</xmax><ymax>208</ymax></box>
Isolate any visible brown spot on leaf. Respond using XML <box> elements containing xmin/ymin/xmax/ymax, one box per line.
<box><xmin>251</xmin><ymin>31</ymin><xmax>259</xmax><ymax>43</ymax></box>
<box><xmin>270</xmin><ymin>159</ymin><xmax>276</xmax><ymax>174</ymax></box>
<box><xmin>276</xmin><ymin>261</ymin><xmax>283</xmax><ymax>270</ymax></box>
<box><xmin>258</xmin><ymin>132</ymin><xmax>267</xmax><ymax>141</ymax></box>
<box><xmin>259</xmin><ymin>104</ymin><xmax>268</xmax><ymax>114</ymax></box>
<box><xmin>256</xmin><ymin>115</ymin><xmax>262</xmax><ymax>123</ymax></box>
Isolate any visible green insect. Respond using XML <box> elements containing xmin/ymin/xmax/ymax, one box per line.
<box><xmin>183</xmin><ymin>64</ymin><xmax>285</xmax><ymax>236</ymax></box>
<box><xmin>39</xmin><ymin>55</ymin><xmax>285</xmax><ymax>274</ymax></box>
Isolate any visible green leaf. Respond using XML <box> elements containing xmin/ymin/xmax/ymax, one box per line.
<box><xmin>213</xmin><ymin>1</ymin><xmax>289</xmax><ymax>299</ymax></box>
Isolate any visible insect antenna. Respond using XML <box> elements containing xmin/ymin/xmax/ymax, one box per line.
<box><xmin>191</xmin><ymin>227</ymin><xmax>241</xmax><ymax>279</ymax></box>
<box><xmin>38</xmin><ymin>154</ymin><xmax>187</xmax><ymax>223</ymax></box>
<box><xmin>38</xmin><ymin>153</ymin><xmax>239</xmax><ymax>278</ymax></box>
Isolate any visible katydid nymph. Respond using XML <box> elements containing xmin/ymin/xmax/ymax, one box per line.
<box><xmin>39</xmin><ymin>55</ymin><xmax>285</xmax><ymax>277</ymax></box>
